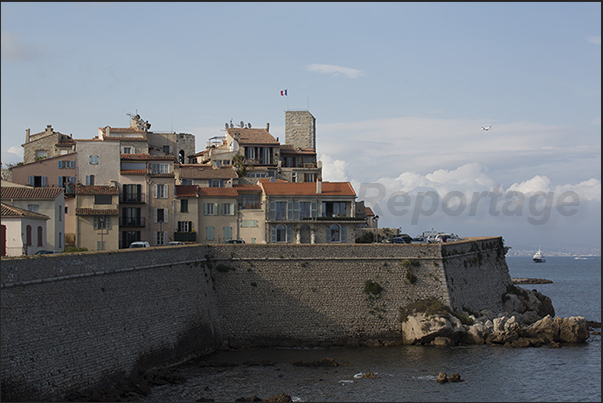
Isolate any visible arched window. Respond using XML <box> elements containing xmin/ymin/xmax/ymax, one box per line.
<box><xmin>179</xmin><ymin>150</ymin><xmax>185</xmax><ymax>164</ymax></box>
<box><xmin>276</xmin><ymin>224</ymin><xmax>287</xmax><ymax>243</ymax></box>
<box><xmin>329</xmin><ymin>224</ymin><xmax>340</xmax><ymax>243</ymax></box>
<box><xmin>26</xmin><ymin>225</ymin><xmax>32</xmax><ymax>246</ymax></box>
<box><xmin>37</xmin><ymin>226</ymin><xmax>44</xmax><ymax>246</ymax></box>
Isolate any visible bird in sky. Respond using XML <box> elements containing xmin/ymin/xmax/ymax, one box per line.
<box><xmin>482</xmin><ymin>125</ymin><xmax>492</xmax><ymax>131</ymax></box>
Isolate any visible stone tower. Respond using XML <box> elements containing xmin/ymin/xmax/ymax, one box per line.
<box><xmin>285</xmin><ymin>110</ymin><xmax>316</xmax><ymax>150</ymax></box>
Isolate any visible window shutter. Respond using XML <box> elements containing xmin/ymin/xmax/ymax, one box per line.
<box><xmin>203</xmin><ymin>203</ymin><xmax>208</xmax><ymax>216</ymax></box>
<box><xmin>154</xmin><ymin>185</ymin><xmax>158</xmax><ymax>198</ymax></box>
<box><xmin>213</xmin><ymin>203</ymin><xmax>218</xmax><ymax>215</ymax></box>
<box><xmin>169</xmin><ymin>145</ymin><xmax>173</xmax><ymax>153</ymax></box>
<box><xmin>271</xmin><ymin>226</ymin><xmax>277</xmax><ymax>243</ymax></box>
<box><xmin>231</xmin><ymin>203</ymin><xmax>235</xmax><ymax>215</ymax></box>
<box><xmin>70</xmin><ymin>161</ymin><xmax>75</xmax><ymax>169</ymax></box>
<box><xmin>70</xmin><ymin>176</ymin><xmax>75</xmax><ymax>185</ymax></box>
<box><xmin>107</xmin><ymin>216</ymin><xmax>112</xmax><ymax>230</ymax></box>
<box><xmin>341</xmin><ymin>225</ymin><xmax>347</xmax><ymax>243</ymax></box>
<box><xmin>164</xmin><ymin>209</ymin><xmax>169</xmax><ymax>223</ymax></box>
<box><xmin>287</xmin><ymin>201</ymin><xmax>293</xmax><ymax>220</ymax></box>
<box><xmin>86</xmin><ymin>175</ymin><xmax>90</xmax><ymax>186</ymax></box>
<box><xmin>311</xmin><ymin>201</ymin><xmax>317</xmax><ymax>218</ymax></box>
<box><xmin>326</xmin><ymin>225</ymin><xmax>331</xmax><ymax>243</ymax></box>
<box><xmin>165</xmin><ymin>185</ymin><xmax>169</xmax><ymax>198</ymax></box>
<box><xmin>29</xmin><ymin>176</ymin><xmax>34</xmax><ymax>186</ymax></box>
<box><xmin>207</xmin><ymin>226</ymin><xmax>214</xmax><ymax>241</ymax></box>
<box><xmin>41</xmin><ymin>176</ymin><xmax>47</xmax><ymax>187</ymax></box>
<box><xmin>154</xmin><ymin>209</ymin><xmax>158</xmax><ymax>223</ymax></box>
<box><xmin>286</xmin><ymin>225</ymin><xmax>292</xmax><ymax>243</ymax></box>
<box><xmin>294</xmin><ymin>201</ymin><xmax>300</xmax><ymax>220</ymax></box>
<box><xmin>58</xmin><ymin>161</ymin><xmax>62</xmax><ymax>169</ymax></box>
<box><xmin>270</xmin><ymin>201</ymin><xmax>276</xmax><ymax>220</ymax></box>
<box><xmin>93</xmin><ymin>217</ymin><xmax>98</xmax><ymax>230</ymax></box>
<box><xmin>58</xmin><ymin>176</ymin><xmax>64</xmax><ymax>187</ymax></box>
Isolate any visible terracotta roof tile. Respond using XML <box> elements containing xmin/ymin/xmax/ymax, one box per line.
<box><xmin>1</xmin><ymin>187</ymin><xmax>64</xmax><ymax>200</ymax></box>
<box><xmin>232</xmin><ymin>184</ymin><xmax>262</xmax><ymax>192</ymax></box>
<box><xmin>179</xmin><ymin>165</ymin><xmax>238</xmax><ymax>179</ymax></box>
<box><xmin>1</xmin><ymin>203</ymin><xmax>50</xmax><ymax>219</ymax></box>
<box><xmin>226</xmin><ymin>128</ymin><xmax>279</xmax><ymax>145</ymax></box>
<box><xmin>120</xmin><ymin>170</ymin><xmax>147</xmax><ymax>175</ymax></box>
<box><xmin>121</xmin><ymin>153</ymin><xmax>175</xmax><ymax>161</ymax></box>
<box><xmin>75</xmin><ymin>185</ymin><xmax>120</xmax><ymax>195</ymax></box>
<box><xmin>365</xmin><ymin>207</ymin><xmax>375</xmax><ymax>216</ymax></box>
<box><xmin>261</xmin><ymin>181</ymin><xmax>356</xmax><ymax>197</ymax></box>
<box><xmin>175</xmin><ymin>185</ymin><xmax>199</xmax><ymax>197</ymax></box>
<box><xmin>197</xmin><ymin>187</ymin><xmax>239</xmax><ymax>197</ymax></box>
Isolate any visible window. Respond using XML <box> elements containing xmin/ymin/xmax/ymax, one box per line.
<box><xmin>221</xmin><ymin>203</ymin><xmax>235</xmax><ymax>216</ymax></box>
<box><xmin>28</xmin><ymin>175</ymin><xmax>47</xmax><ymax>188</ymax></box>
<box><xmin>93</xmin><ymin>216</ymin><xmax>112</xmax><ymax>230</ymax></box>
<box><xmin>178</xmin><ymin>221</ymin><xmax>192</xmax><ymax>232</ymax></box>
<box><xmin>305</xmin><ymin>173</ymin><xmax>315</xmax><ymax>182</ymax></box>
<box><xmin>180</xmin><ymin>199</ymin><xmax>188</xmax><ymax>213</ymax></box>
<box><xmin>155</xmin><ymin>209</ymin><xmax>168</xmax><ymax>223</ymax></box>
<box><xmin>181</xmin><ymin>179</ymin><xmax>192</xmax><ymax>185</ymax></box>
<box><xmin>85</xmin><ymin>175</ymin><xmax>95</xmax><ymax>186</ymax></box>
<box><xmin>150</xmin><ymin>163</ymin><xmax>169</xmax><ymax>174</ymax></box>
<box><xmin>262</xmin><ymin>147</ymin><xmax>271</xmax><ymax>164</ymax></box>
<box><xmin>271</xmin><ymin>224</ymin><xmax>291</xmax><ymax>243</ymax></box>
<box><xmin>122</xmin><ymin>146</ymin><xmax>132</xmax><ymax>154</ymax></box>
<box><xmin>58</xmin><ymin>176</ymin><xmax>75</xmax><ymax>188</ymax></box>
<box><xmin>239</xmin><ymin>194</ymin><xmax>261</xmax><ymax>209</ymax></box>
<box><xmin>204</xmin><ymin>203</ymin><xmax>218</xmax><ymax>216</ymax></box>
<box><xmin>154</xmin><ymin>184</ymin><xmax>168</xmax><ymax>199</ymax></box>
<box><xmin>206</xmin><ymin>226</ymin><xmax>215</xmax><ymax>241</ymax></box>
<box><xmin>58</xmin><ymin>232</ymin><xmax>62</xmax><ymax>248</ymax></box>
<box><xmin>26</xmin><ymin>225</ymin><xmax>32</xmax><ymax>246</ymax></box>
<box><xmin>179</xmin><ymin>150</ymin><xmax>185</xmax><ymax>164</ymax></box>
<box><xmin>37</xmin><ymin>226</ymin><xmax>43</xmax><ymax>246</ymax></box>
<box><xmin>273</xmin><ymin>201</ymin><xmax>287</xmax><ymax>220</ymax></box>
<box><xmin>58</xmin><ymin>161</ymin><xmax>75</xmax><ymax>169</ymax></box>
<box><xmin>326</xmin><ymin>224</ymin><xmax>347</xmax><ymax>243</ymax></box>
<box><xmin>322</xmin><ymin>201</ymin><xmax>347</xmax><ymax>218</ymax></box>
<box><xmin>223</xmin><ymin>226</ymin><xmax>232</xmax><ymax>241</ymax></box>
<box><xmin>162</xmin><ymin>145</ymin><xmax>171</xmax><ymax>154</ymax></box>
<box><xmin>58</xmin><ymin>206</ymin><xmax>62</xmax><ymax>221</ymax></box>
<box><xmin>89</xmin><ymin>155</ymin><xmax>99</xmax><ymax>165</ymax></box>
<box><xmin>123</xmin><ymin>184</ymin><xmax>142</xmax><ymax>202</ymax></box>
<box><xmin>209</xmin><ymin>179</ymin><xmax>224</xmax><ymax>188</ymax></box>
<box><xmin>154</xmin><ymin>231</ymin><xmax>167</xmax><ymax>245</ymax></box>
<box><xmin>291</xmin><ymin>172</ymin><xmax>297</xmax><ymax>182</ymax></box>
<box><xmin>95</xmin><ymin>195</ymin><xmax>112</xmax><ymax>205</ymax></box>
<box><xmin>241</xmin><ymin>220</ymin><xmax>258</xmax><ymax>228</ymax></box>
<box><xmin>28</xmin><ymin>204</ymin><xmax>39</xmax><ymax>213</ymax></box>
<box><xmin>299</xmin><ymin>202</ymin><xmax>314</xmax><ymax>219</ymax></box>
<box><xmin>245</xmin><ymin>147</ymin><xmax>256</xmax><ymax>160</ymax></box>
<box><xmin>35</xmin><ymin>150</ymin><xmax>47</xmax><ymax>159</ymax></box>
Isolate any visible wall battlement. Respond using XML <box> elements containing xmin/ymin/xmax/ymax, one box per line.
<box><xmin>1</xmin><ymin>237</ymin><xmax>511</xmax><ymax>401</ymax></box>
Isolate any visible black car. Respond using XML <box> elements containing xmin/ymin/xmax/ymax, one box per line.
<box><xmin>34</xmin><ymin>249</ymin><xmax>62</xmax><ymax>255</ymax></box>
<box><xmin>224</xmin><ymin>239</ymin><xmax>245</xmax><ymax>244</ymax></box>
<box><xmin>391</xmin><ymin>236</ymin><xmax>412</xmax><ymax>244</ymax></box>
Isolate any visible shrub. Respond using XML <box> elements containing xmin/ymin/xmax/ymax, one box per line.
<box><xmin>364</xmin><ymin>280</ymin><xmax>383</xmax><ymax>296</ymax></box>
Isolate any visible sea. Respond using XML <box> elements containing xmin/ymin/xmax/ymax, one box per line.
<box><xmin>137</xmin><ymin>256</ymin><xmax>601</xmax><ymax>402</ymax></box>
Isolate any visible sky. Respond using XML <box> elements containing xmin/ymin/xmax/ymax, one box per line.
<box><xmin>1</xmin><ymin>2</ymin><xmax>601</xmax><ymax>255</ymax></box>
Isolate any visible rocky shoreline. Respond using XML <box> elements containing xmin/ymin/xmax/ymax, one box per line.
<box><xmin>512</xmin><ymin>277</ymin><xmax>553</xmax><ymax>284</ymax></box>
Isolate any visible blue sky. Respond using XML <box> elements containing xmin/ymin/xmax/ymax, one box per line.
<box><xmin>2</xmin><ymin>2</ymin><xmax>600</xmax><ymax>255</ymax></box>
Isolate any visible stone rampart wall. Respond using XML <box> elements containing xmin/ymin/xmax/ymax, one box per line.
<box><xmin>0</xmin><ymin>237</ymin><xmax>510</xmax><ymax>401</ymax></box>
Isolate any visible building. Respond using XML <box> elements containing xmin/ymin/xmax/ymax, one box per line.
<box><xmin>1</xmin><ymin>185</ymin><xmax>66</xmax><ymax>252</ymax></box>
<box><xmin>1</xmin><ymin>202</ymin><xmax>50</xmax><ymax>256</ymax></box>
<box><xmin>260</xmin><ymin>179</ymin><xmax>361</xmax><ymax>244</ymax></box>
<box><xmin>21</xmin><ymin>124</ymin><xmax>76</xmax><ymax>164</ymax></box>
<box><xmin>74</xmin><ymin>184</ymin><xmax>120</xmax><ymax>251</ymax></box>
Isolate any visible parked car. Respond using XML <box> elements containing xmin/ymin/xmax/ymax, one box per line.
<box><xmin>167</xmin><ymin>241</ymin><xmax>185</xmax><ymax>246</ymax></box>
<box><xmin>391</xmin><ymin>235</ymin><xmax>412</xmax><ymax>244</ymax></box>
<box><xmin>224</xmin><ymin>239</ymin><xmax>245</xmax><ymax>244</ymax></box>
<box><xmin>412</xmin><ymin>236</ymin><xmax>425</xmax><ymax>243</ymax></box>
<box><xmin>34</xmin><ymin>249</ymin><xmax>62</xmax><ymax>255</ymax></box>
<box><xmin>129</xmin><ymin>241</ymin><xmax>151</xmax><ymax>248</ymax></box>
<box><xmin>433</xmin><ymin>233</ymin><xmax>460</xmax><ymax>243</ymax></box>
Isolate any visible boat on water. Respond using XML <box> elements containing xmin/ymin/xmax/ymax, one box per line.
<box><xmin>532</xmin><ymin>247</ymin><xmax>546</xmax><ymax>263</ymax></box>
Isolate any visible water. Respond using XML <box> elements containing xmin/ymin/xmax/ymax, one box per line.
<box><xmin>138</xmin><ymin>256</ymin><xmax>601</xmax><ymax>402</ymax></box>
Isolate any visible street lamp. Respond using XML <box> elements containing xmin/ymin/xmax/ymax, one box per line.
<box><xmin>374</xmin><ymin>215</ymin><xmax>379</xmax><ymax>243</ymax></box>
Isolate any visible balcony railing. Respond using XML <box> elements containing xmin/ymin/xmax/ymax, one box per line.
<box><xmin>121</xmin><ymin>217</ymin><xmax>146</xmax><ymax>227</ymax></box>
<box><xmin>120</xmin><ymin>193</ymin><xmax>146</xmax><ymax>203</ymax></box>
<box><xmin>174</xmin><ymin>232</ymin><xmax>196</xmax><ymax>242</ymax></box>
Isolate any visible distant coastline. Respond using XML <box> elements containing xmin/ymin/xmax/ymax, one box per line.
<box><xmin>512</xmin><ymin>278</ymin><xmax>553</xmax><ymax>284</ymax></box>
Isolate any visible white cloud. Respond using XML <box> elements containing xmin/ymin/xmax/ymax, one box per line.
<box><xmin>306</xmin><ymin>64</ymin><xmax>364</xmax><ymax>79</ymax></box>
<box><xmin>319</xmin><ymin>154</ymin><xmax>349</xmax><ymax>182</ymax></box>
<box><xmin>7</xmin><ymin>146</ymin><xmax>23</xmax><ymax>159</ymax></box>
<box><xmin>587</xmin><ymin>36</ymin><xmax>601</xmax><ymax>46</ymax></box>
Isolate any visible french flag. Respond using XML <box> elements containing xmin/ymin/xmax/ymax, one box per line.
<box><xmin>281</xmin><ymin>89</ymin><xmax>287</xmax><ymax>96</ymax></box>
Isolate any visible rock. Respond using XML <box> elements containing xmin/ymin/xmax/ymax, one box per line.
<box><xmin>448</xmin><ymin>373</ymin><xmax>463</xmax><ymax>382</ymax></box>
<box><xmin>432</xmin><ymin>337</ymin><xmax>455</xmax><ymax>346</ymax></box>
<box><xmin>266</xmin><ymin>393</ymin><xmax>293</xmax><ymax>402</ymax></box>
<box><xmin>437</xmin><ymin>372</ymin><xmax>448</xmax><ymax>383</ymax></box>
<box><xmin>401</xmin><ymin>312</ymin><xmax>465</xmax><ymax>345</ymax></box>
<box><xmin>558</xmin><ymin>316</ymin><xmax>590</xmax><ymax>343</ymax></box>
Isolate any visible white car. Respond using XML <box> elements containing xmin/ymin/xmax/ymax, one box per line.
<box><xmin>167</xmin><ymin>241</ymin><xmax>185</xmax><ymax>246</ymax></box>
<box><xmin>129</xmin><ymin>241</ymin><xmax>151</xmax><ymax>248</ymax></box>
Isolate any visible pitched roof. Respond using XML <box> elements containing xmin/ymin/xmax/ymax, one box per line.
<box><xmin>226</xmin><ymin>127</ymin><xmax>279</xmax><ymax>145</ymax></box>
<box><xmin>75</xmin><ymin>185</ymin><xmax>120</xmax><ymax>195</ymax></box>
<box><xmin>1</xmin><ymin>203</ymin><xmax>50</xmax><ymax>220</ymax></box>
<box><xmin>232</xmin><ymin>184</ymin><xmax>262</xmax><ymax>193</ymax></box>
<box><xmin>175</xmin><ymin>185</ymin><xmax>199</xmax><ymax>197</ymax></box>
<box><xmin>179</xmin><ymin>165</ymin><xmax>238</xmax><ymax>179</ymax></box>
<box><xmin>1</xmin><ymin>187</ymin><xmax>64</xmax><ymax>200</ymax></box>
<box><xmin>279</xmin><ymin>145</ymin><xmax>316</xmax><ymax>155</ymax></box>
<box><xmin>197</xmin><ymin>187</ymin><xmax>239</xmax><ymax>197</ymax></box>
<box><xmin>365</xmin><ymin>207</ymin><xmax>375</xmax><ymax>217</ymax></box>
<box><xmin>261</xmin><ymin>181</ymin><xmax>356</xmax><ymax>197</ymax></box>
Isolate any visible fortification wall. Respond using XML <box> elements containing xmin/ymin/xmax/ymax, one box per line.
<box><xmin>0</xmin><ymin>237</ymin><xmax>511</xmax><ymax>401</ymax></box>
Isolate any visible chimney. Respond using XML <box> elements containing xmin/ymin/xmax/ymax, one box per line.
<box><xmin>26</xmin><ymin>128</ymin><xmax>30</xmax><ymax>143</ymax></box>
<box><xmin>45</xmin><ymin>125</ymin><xmax>53</xmax><ymax>134</ymax></box>
<box><xmin>266</xmin><ymin>122</ymin><xmax>270</xmax><ymax>132</ymax></box>
<box><xmin>316</xmin><ymin>177</ymin><xmax>322</xmax><ymax>194</ymax></box>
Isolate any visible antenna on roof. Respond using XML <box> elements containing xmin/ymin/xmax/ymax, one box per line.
<box><xmin>240</xmin><ymin>121</ymin><xmax>244</xmax><ymax>128</ymax></box>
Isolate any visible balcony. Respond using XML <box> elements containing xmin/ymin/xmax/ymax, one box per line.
<box><xmin>120</xmin><ymin>193</ymin><xmax>146</xmax><ymax>203</ymax></box>
<box><xmin>174</xmin><ymin>232</ymin><xmax>196</xmax><ymax>242</ymax></box>
<box><xmin>121</xmin><ymin>217</ymin><xmax>146</xmax><ymax>227</ymax></box>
